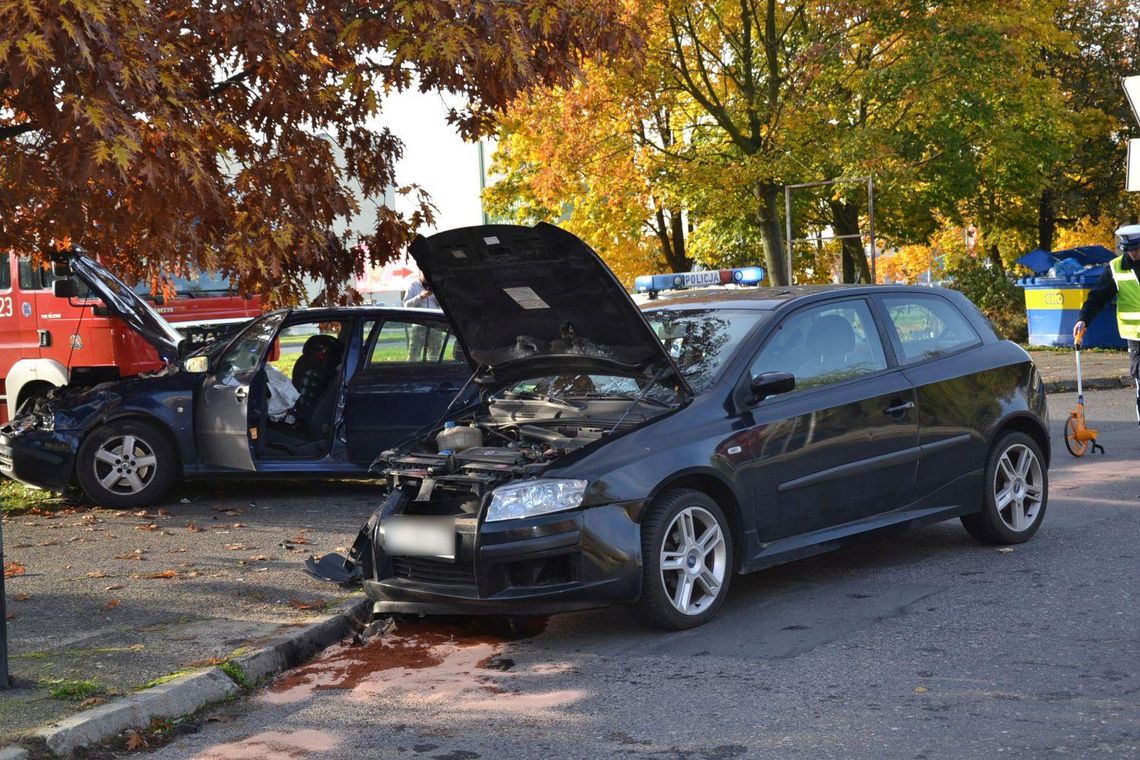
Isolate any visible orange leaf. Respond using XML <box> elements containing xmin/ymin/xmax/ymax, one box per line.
<box><xmin>4</xmin><ymin>562</ymin><xmax>26</xmax><ymax>578</ymax></box>
<box><xmin>86</xmin><ymin>570</ymin><xmax>109</xmax><ymax>578</ymax></box>
<box><xmin>157</xmin><ymin>508</ymin><xmax>171</xmax><ymax>516</ymax></box>
<box><xmin>288</xmin><ymin>597</ymin><xmax>326</xmax><ymax>610</ymax></box>
<box><xmin>135</xmin><ymin>523</ymin><xmax>160</xmax><ymax>532</ymax></box>
<box><xmin>187</xmin><ymin>522</ymin><xmax>204</xmax><ymax>533</ymax></box>
<box><xmin>124</xmin><ymin>730</ymin><xmax>145</xmax><ymax>750</ymax></box>
<box><xmin>139</xmin><ymin>569</ymin><xmax>179</xmax><ymax>579</ymax></box>
<box><xmin>115</xmin><ymin>551</ymin><xmax>146</xmax><ymax>560</ymax></box>
<box><xmin>13</xmin><ymin>593</ymin><xmax>31</xmax><ymax>602</ymax></box>
<box><xmin>104</xmin><ymin>599</ymin><xmax>121</xmax><ymax>610</ymax></box>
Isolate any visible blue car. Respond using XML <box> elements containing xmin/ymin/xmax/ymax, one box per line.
<box><xmin>0</xmin><ymin>253</ymin><xmax>473</xmax><ymax>507</ymax></box>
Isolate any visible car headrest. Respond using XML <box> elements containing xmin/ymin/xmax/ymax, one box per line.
<box><xmin>300</xmin><ymin>334</ymin><xmax>343</xmax><ymax>362</ymax></box>
<box><xmin>806</xmin><ymin>315</ymin><xmax>855</xmax><ymax>356</ymax></box>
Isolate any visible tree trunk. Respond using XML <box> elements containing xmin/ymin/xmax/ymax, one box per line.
<box><xmin>757</xmin><ymin>184</ymin><xmax>788</xmax><ymax>285</ymax></box>
<box><xmin>1037</xmin><ymin>188</ymin><xmax>1056</xmax><ymax>252</ymax></box>
<box><xmin>987</xmin><ymin>243</ymin><xmax>1004</xmax><ymax>272</ymax></box>
<box><xmin>653</xmin><ymin>207</ymin><xmax>690</xmax><ymax>272</ymax></box>
<box><xmin>828</xmin><ymin>199</ymin><xmax>871</xmax><ymax>283</ymax></box>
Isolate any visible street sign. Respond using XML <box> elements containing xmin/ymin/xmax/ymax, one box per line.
<box><xmin>1129</xmin><ymin>139</ymin><xmax>1140</xmax><ymax>193</ymax></box>
<box><xmin>1124</xmin><ymin>76</ymin><xmax>1140</xmax><ymax>125</ymax></box>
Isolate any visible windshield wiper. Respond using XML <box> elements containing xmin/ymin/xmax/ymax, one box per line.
<box><xmin>578</xmin><ymin>392</ymin><xmax>673</xmax><ymax>408</ymax></box>
<box><xmin>606</xmin><ymin>368</ymin><xmax>678</xmax><ymax>435</ymax></box>
<box><xmin>502</xmin><ymin>390</ymin><xmax>584</xmax><ymax>410</ymax></box>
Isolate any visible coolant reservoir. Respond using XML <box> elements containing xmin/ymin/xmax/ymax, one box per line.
<box><xmin>436</xmin><ymin>421</ymin><xmax>483</xmax><ymax>452</ymax></box>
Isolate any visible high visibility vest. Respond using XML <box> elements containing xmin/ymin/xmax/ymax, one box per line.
<box><xmin>1110</xmin><ymin>255</ymin><xmax>1140</xmax><ymax>340</ymax></box>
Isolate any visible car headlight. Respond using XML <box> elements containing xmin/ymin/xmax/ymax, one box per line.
<box><xmin>485</xmin><ymin>479</ymin><xmax>588</xmax><ymax>522</ymax></box>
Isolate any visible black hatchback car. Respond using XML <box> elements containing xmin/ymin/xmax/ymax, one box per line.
<box><xmin>311</xmin><ymin>223</ymin><xmax>1051</xmax><ymax>630</ymax></box>
<box><xmin>0</xmin><ymin>253</ymin><xmax>474</xmax><ymax>507</ymax></box>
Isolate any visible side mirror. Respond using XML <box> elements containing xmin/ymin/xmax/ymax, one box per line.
<box><xmin>183</xmin><ymin>355</ymin><xmax>210</xmax><ymax>374</ymax></box>
<box><xmin>750</xmin><ymin>371</ymin><xmax>795</xmax><ymax>403</ymax></box>
<box><xmin>52</xmin><ymin>279</ymin><xmax>78</xmax><ymax>299</ymax></box>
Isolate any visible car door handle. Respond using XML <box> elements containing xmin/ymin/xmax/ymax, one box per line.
<box><xmin>883</xmin><ymin>400</ymin><xmax>913</xmax><ymax>416</ymax></box>
<box><xmin>234</xmin><ymin>387</ymin><xmax>248</xmax><ymax>401</ymax></box>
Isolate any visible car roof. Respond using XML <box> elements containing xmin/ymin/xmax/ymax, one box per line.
<box><xmin>638</xmin><ymin>283</ymin><xmax>956</xmax><ymax>311</ymax></box>
<box><xmin>268</xmin><ymin>306</ymin><xmax>446</xmax><ymax>320</ymax></box>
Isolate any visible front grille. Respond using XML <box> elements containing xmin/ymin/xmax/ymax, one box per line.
<box><xmin>390</xmin><ymin>556</ymin><xmax>477</xmax><ymax>588</ymax></box>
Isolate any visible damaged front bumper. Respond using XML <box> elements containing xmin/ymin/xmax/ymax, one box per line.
<box><xmin>0</xmin><ymin>425</ymin><xmax>79</xmax><ymax>492</ymax></box>
<box><xmin>310</xmin><ymin>488</ymin><xmax>646</xmax><ymax>617</ymax></box>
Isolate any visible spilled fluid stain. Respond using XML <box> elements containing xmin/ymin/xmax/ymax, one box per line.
<box><xmin>261</xmin><ymin>616</ymin><xmax>582</xmax><ymax>713</ymax></box>
<box><xmin>192</xmin><ymin>728</ymin><xmax>339</xmax><ymax>759</ymax></box>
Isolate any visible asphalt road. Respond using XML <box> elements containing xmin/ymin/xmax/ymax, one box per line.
<box><xmin>139</xmin><ymin>388</ymin><xmax>1140</xmax><ymax>759</ymax></box>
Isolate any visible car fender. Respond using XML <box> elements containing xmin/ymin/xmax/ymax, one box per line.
<box><xmin>69</xmin><ymin>393</ymin><xmax>196</xmax><ymax>471</ymax></box>
<box><xmin>5</xmin><ymin>357</ymin><xmax>69</xmax><ymax>409</ymax></box>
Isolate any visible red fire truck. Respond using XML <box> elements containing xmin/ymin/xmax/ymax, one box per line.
<box><xmin>0</xmin><ymin>252</ymin><xmax>262</xmax><ymax>423</ymax></box>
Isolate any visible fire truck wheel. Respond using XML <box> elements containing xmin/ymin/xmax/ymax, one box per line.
<box><xmin>76</xmin><ymin>420</ymin><xmax>177</xmax><ymax>508</ymax></box>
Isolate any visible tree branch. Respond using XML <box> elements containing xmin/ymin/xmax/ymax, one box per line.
<box><xmin>207</xmin><ymin>66</ymin><xmax>256</xmax><ymax>98</ymax></box>
<box><xmin>0</xmin><ymin>122</ymin><xmax>39</xmax><ymax>140</ymax></box>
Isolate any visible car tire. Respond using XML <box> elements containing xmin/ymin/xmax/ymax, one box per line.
<box><xmin>76</xmin><ymin>420</ymin><xmax>177</xmax><ymax>508</ymax></box>
<box><xmin>631</xmin><ymin>488</ymin><xmax>734</xmax><ymax>630</ymax></box>
<box><xmin>961</xmin><ymin>431</ymin><xmax>1048</xmax><ymax>545</ymax></box>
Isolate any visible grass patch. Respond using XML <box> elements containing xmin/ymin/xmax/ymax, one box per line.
<box><xmin>141</xmin><ymin>670</ymin><xmax>194</xmax><ymax>690</ymax></box>
<box><xmin>0</xmin><ymin>478</ymin><xmax>65</xmax><ymax>514</ymax></box>
<box><xmin>46</xmin><ymin>678</ymin><xmax>102</xmax><ymax>701</ymax></box>
<box><xmin>219</xmin><ymin>661</ymin><xmax>252</xmax><ymax>689</ymax></box>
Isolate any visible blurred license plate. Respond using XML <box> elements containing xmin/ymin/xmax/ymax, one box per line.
<box><xmin>381</xmin><ymin>516</ymin><xmax>456</xmax><ymax>560</ymax></box>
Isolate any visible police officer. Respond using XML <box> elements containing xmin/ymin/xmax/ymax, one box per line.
<box><xmin>1073</xmin><ymin>224</ymin><xmax>1140</xmax><ymax>423</ymax></box>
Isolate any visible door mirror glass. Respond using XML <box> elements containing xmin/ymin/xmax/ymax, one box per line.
<box><xmin>183</xmin><ymin>355</ymin><xmax>210</xmax><ymax>374</ymax></box>
<box><xmin>52</xmin><ymin>278</ymin><xmax>77</xmax><ymax>298</ymax></box>
<box><xmin>750</xmin><ymin>371</ymin><xmax>795</xmax><ymax>402</ymax></box>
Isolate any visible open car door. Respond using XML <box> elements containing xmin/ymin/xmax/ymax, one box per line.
<box><xmin>194</xmin><ymin>313</ymin><xmax>286</xmax><ymax>470</ymax></box>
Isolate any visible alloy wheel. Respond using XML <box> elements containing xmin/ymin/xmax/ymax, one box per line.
<box><xmin>993</xmin><ymin>442</ymin><xmax>1044</xmax><ymax>532</ymax></box>
<box><xmin>659</xmin><ymin>506</ymin><xmax>728</xmax><ymax>615</ymax></box>
<box><xmin>92</xmin><ymin>435</ymin><xmax>158</xmax><ymax>495</ymax></box>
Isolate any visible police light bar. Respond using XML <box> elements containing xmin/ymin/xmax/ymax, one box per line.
<box><xmin>634</xmin><ymin>266</ymin><xmax>766</xmax><ymax>294</ymax></box>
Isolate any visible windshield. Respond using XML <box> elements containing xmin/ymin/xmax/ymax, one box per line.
<box><xmin>133</xmin><ymin>270</ymin><xmax>235</xmax><ymax>298</ymax></box>
<box><xmin>645</xmin><ymin>308</ymin><xmax>768</xmax><ymax>392</ymax></box>
<box><xmin>499</xmin><ymin>308</ymin><xmax>768</xmax><ymax>398</ymax></box>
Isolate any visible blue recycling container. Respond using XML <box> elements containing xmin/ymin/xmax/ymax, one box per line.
<box><xmin>1017</xmin><ymin>267</ymin><xmax>1124</xmax><ymax>348</ymax></box>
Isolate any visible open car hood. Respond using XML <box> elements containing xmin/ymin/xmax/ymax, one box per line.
<box><xmin>67</xmin><ymin>252</ymin><xmax>185</xmax><ymax>363</ymax></box>
<box><xmin>409</xmin><ymin>223</ymin><xmax>691</xmax><ymax>394</ymax></box>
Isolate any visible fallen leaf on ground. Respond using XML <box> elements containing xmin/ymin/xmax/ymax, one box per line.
<box><xmin>115</xmin><ymin>551</ymin><xmax>147</xmax><ymax>561</ymax></box>
<box><xmin>137</xmin><ymin>569</ymin><xmax>180</xmax><ymax>580</ymax></box>
<box><xmin>186</xmin><ymin>656</ymin><xmax>226</xmax><ymax>667</ymax></box>
<box><xmin>135</xmin><ymin>524</ymin><xmax>160</xmax><ymax>532</ymax></box>
<box><xmin>289</xmin><ymin>534</ymin><xmax>311</xmax><ymax>545</ymax></box>
<box><xmin>232</xmin><ymin>523</ymin><xmax>245</xmax><ymax>529</ymax></box>
<box><xmin>35</xmin><ymin>540</ymin><xmax>59</xmax><ymax>547</ymax></box>
<box><xmin>104</xmin><ymin>599</ymin><xmax>120</xmax><ymax>610</ymax></box>
<box><xmin>914</xmin><ymin>685</ymin><xmax>928</xmax><ymax>694</ymax></box>
<box><xmin>13</xmin><ymin>593</ymin><xmax>31</xmax><ymax>601</ymax></box>
<box><xmin>12</xmin><ymin>543</ymin><xmax>31</xmax><ymax>549</ymax></box>
<box><xmin>132</xmin><ymin>511</ymin><xmax>150</xmax><ymax>518</ymax></box>
<box><xmin>4</xmin><ymin>562</ymin><xmax>26</xmax><ymax>578</ymax></box>
<box><xmin>124</xmin><ymin>730</ymin><xmax>145</xmax><ymax>750</ymax></box>
<box><xmin>225</xmin><ymin>543</ymin><xmax>256</xmax><ymax>551</ymax></box>
<box><xmin>187</xmin><ymin>522</ymin><xmax>204</xmax><ymax>533</ymax></box>
<box><xmin>79</xmin><ymin>697</ymin><xmax>106</xmax><ymax>708</ymax></box>
<box><xmin>157</xmin><ymin>508</ymin><xmax>171</xmax><ymax>516</ymax></box>
<box><xmin>86</xmin><ymin>570</ymin><xmax>110</xmax><ymax>578</ymax></box>
<box><xmin>213</xmin><ymin>507</ymin><xmax>247</xmax><ymax>516</ymax></box>
<box><xmin>105</xmin><ymin>584</ymin><xmax>124</xmax><ymax>591</ymax></box>
<box><xmin>5</xmin><ymin>612</ymin><xmax>13</xmax><ymax>620</ymax></box>
<box><xmin>288</xmin><ymin>597</ymin><xmax>326</xmax><ymax>610</ymax></box>
<box><xmin>249</xmin><ymin>555</ymin><xmax>269</xmax><ymax>562</ymax></box>
<box><xmin>168</xmin><ymin>548</ymin><xmax>188</xmax><ymax>553</ymax></box>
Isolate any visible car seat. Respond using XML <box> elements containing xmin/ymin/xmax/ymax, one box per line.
<box><xmin>795</xmin><ymin>315</ymin><xmax>856</xmax><ymax>383</ymax></box>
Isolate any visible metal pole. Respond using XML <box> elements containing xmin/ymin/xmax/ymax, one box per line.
<box><xmin>477</xmin><ymin>141</ymin><xmax>489</xmax><ymax>225</ymax></box>
<box><xmin>784</xmin><ymin>186</ymin><xmax>793</xmax><ymax>286</ymax></box>
<box><xmin>0</xmin><ymin>517</ymin><xmax>9</xmax><ymax>688</ymax></box>
<box><xmin>867</xmin><ymin>175</ymin><xmax>877</xmax><ymax>284</ymax></box>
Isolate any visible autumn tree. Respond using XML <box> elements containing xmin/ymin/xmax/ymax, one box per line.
<box><xmin>485</xmin><ymin>7</ymin><xmax>691</xmax><ymax>285</ymax></box>
<box><xmin>0</xmin><ymin>0</ymin><xmax>637</xmax><ymax>304</ymax></box>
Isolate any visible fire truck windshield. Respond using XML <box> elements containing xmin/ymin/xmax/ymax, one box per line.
<box><xmin>132</xmin><ymin>271</ymin><xmax>235</xmax><ymax>298</ymax></box>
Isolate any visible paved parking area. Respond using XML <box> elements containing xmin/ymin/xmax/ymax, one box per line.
<box><xmin>0</xmin><ymin>479</ymin><xmax>373</xmax><ymax>741</ymax></box>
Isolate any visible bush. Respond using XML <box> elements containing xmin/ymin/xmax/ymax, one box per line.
<box><xmin>946</xmin><ymin>258</ymin><xmax>1028</xmax><ymax>342</ymax></box>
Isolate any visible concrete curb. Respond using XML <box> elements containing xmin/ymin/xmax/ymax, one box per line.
<box><xmin>1044</xmin><ymin>376</ymin><xmax>1132</xmax><ymax>393</ymax></box>
<box><xmin>32</xmin><ymin>669</ymin><xmax>238</xmax><ymax>756</ymax></box>
<box><xmin>22</xmin><ymin>594</ymin><xmax>371</xmax><ymax>757</ymax></box>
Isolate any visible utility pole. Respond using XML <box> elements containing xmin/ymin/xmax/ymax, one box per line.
<box><xmin>1</xmin><ymin>517</ymin><xmax>9</xmax><ymax>688</ymax></box>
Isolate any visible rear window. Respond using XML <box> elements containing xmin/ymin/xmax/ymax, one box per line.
<box><xmin>883</xmin><ymin>295</ymin><xmax>980</xmax><ymax>363</ymax></box>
